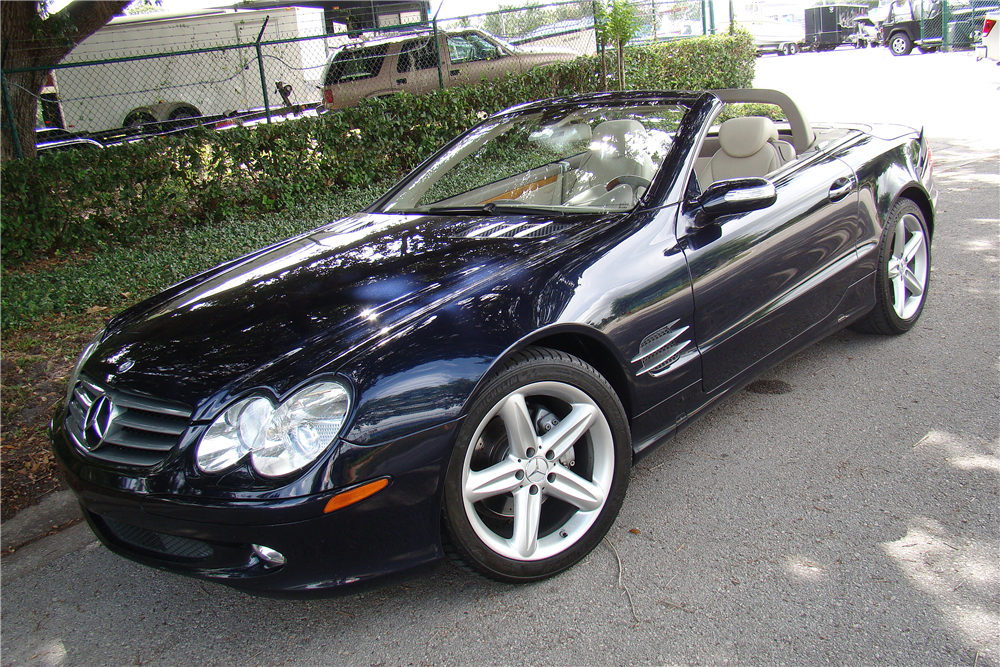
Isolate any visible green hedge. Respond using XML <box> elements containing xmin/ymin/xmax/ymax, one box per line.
<box><xmin>0</xmin><ymin>33</ymin><xmax>755</xmax><ymax>268</ymax></box>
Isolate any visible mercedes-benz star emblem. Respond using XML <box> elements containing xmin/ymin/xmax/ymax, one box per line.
<box><xmin>118</xmin><ymin>359</ymin><xmax>135</xmax><ymax>373</ymax></box>
<box><xmin>83</xmin><ymin>394</ymin><xmax>117</xmax><ymax>451</ymax></box>
<box><xmin>526</xmin><ymin>456</ymin><xmax>548</xmax><ymax>484</ymax></box>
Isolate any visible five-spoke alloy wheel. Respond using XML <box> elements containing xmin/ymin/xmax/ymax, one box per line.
<box><xmin>854</xmin><ymin>198</ymin><xmax>931</xmax><ymax>334</ymax></box>
<box><xmin>442</xmin><ymin>348</ymin><xmax>630</xmax><ymax>582</ymax></box>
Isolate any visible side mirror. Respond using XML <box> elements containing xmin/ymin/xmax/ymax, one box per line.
<box><xmin>695</xmin><ymin>177</ymin><xmax>776</xmax><ymax>225</ymax></box>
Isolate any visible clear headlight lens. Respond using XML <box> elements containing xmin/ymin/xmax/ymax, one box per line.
<box><xmin>196</xmin><ymin>381</ymin><xmax>351</xmax><ymax>477</ymax></box>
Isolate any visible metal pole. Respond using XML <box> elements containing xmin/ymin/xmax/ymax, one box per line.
<box><xmin>652</xmin><ymin>0</ymin><xmax>658</xmax><ymax>43</ymax></box>
<box><xmin>255</xmin><ymin>16</ymin><xmax>272</xmax><ymax>125</ymax></box>
<box><xmin>709</xmin><ymin>0</ymin><xmax>716</xmax><ymax>34</ymax></box>
<box><xmin>942</xmin><ymin>0</ymin><xmax>951</xmax><ymax>51</ymax></box>
<box><xmin>1</xmin><ymin>71</ymin><xmax>23</xmax><ymax>160</ymax></box>
<box><xmin>433</xmin><ymin>17</ymin><xmax>444</xmax><ymax>90</ymax></box>
<box><xmin>702</xmin><ymin>0</ymin><xmax>708</xmax><ymax>35</ymax></box>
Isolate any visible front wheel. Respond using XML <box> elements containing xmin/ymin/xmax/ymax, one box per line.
<box><xmin>442</xmin><ymin>348</ymin><xmax>631</xmax><ymax>583</ymax></box>
<box><xmin>852</xmin><ymin>199</ymin><xmax>930</xmax><ymax>335</ymax></box>
<box><xmin>890</xmin><ymin>32</ymin><xmax>913</xmax><ymax>55</ymax></box>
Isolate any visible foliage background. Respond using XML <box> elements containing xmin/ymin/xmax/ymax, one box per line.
<box><xmin>1</xmin><ymin>32</ymin><xmax>756</xmax><ymax>328</ymax></box>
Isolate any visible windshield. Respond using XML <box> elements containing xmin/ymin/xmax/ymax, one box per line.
<box><xmin>380</xmin><ymin>104</ymin><xmax>689</xmax><ymax>215</ymax></box>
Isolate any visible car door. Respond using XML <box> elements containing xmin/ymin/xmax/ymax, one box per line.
<box><xmin>681</xmin><ymin>152</ymin><xmax>860</xmax><ymax>393</ymax></box>
<box><xmin>444</xmin><ymin>32</ymin><xmax>507</xmax><ymax>87</ymax></box>
<box><xmin>396</xmin><ymin>36</ymin><xmax>442</xmax><ymax>96</ymax></box>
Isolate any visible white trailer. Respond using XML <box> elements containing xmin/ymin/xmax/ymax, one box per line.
<box><xmin>55</xmin><ymin>7</ymin><xmax>330</xmax><ymax>133</ymax></box>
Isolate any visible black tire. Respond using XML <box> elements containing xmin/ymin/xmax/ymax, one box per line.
<box><xmin>123</xmin><ymin>110</ymin><xmax>156</xmax><ymax>128</ymax></box>
<box><xmin>442</xmin><ymin>347</ymin><xmax>631</xmax><ymax>583</ymax></box>
<box><xmin>788</xmin><ymin>43</ymin><xmax>798</xmax><ymax>55</ymax></box>
<box><xmin>889</xmin><ymin>32</ymin><xmax>913</xmax><ymax>55</ymax></box>
<box><xmin>851</xmin><ymin>199</ymin><xmax>931</xmax><ymax>335</ymax></box>
<box><xmin>168</xmin><ymin>107</ymin><xmax>200</xmax><ymax>120</ymax></box>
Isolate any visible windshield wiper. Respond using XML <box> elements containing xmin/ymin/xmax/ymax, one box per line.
<box><xmin>426</xmin><ymin>202</ymin><xmax>570</xmax><ymax>217</ymax></box>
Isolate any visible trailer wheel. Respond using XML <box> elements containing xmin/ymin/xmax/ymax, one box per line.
<box><xmin>123</xmin><ymin>110</ymin><xmax>156</xmax><ymax>128</ymax></box>
<box><xmin>889</xmin><ymin>32</ymin><xmax>913</xmax><ymax>55</ymax></box>
<box><xmin>168</xmin><ymin>107</ymin><xmax>200</xmax><ymax>120</ymax></box>
<box><xmin>787</xmin><ymin>43</ymin><xmax>798</xmax><ymax>55</ymax></box>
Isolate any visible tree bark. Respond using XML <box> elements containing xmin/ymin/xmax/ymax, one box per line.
<box><xmin>2</xmin><ymin>1</ymin><xmax>130</xmax><ymax>161</ymax></box>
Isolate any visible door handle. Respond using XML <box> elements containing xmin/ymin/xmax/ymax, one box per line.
<box><xmin>396</xmin><ymin>78</ymin><xmax>407</xmax><ymax>85</ymax></box>
<box><xmin>829</xmin><ymin>176</ymin><xmax>854</xmax><ymax>202</ymax></box>
<box><xmin>450</xmin><ymin>69</ymin><xmax>460</xmax><ymax>76</ymax></box>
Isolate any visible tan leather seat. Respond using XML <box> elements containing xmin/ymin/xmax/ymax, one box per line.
<box><xmin>698</xmin><ymin>117</ymin><xmax>795</xmax><ymax>187</ymax></box>
<box><xmin>566</xmin><ymin>119</ymin><xmax>655</xmax><ymax>202</ymax></box>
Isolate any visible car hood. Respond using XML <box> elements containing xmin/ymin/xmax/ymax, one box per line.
<box><xmin>84</xmin><ymin>212</ymin><xmax>587</xmax><ymax>417</ymax></box>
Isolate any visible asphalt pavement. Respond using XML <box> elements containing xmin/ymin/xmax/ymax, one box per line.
<box><xmin>1</xmin><ymin>47</ymin><xmax>997</xmax><ymax>667</ymax></box>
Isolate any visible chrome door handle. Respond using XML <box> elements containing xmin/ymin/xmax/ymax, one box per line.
<box><xmin>829</xmin><ymin>176</ymin><xmax>854</xmax><ymax>202</ymax></box>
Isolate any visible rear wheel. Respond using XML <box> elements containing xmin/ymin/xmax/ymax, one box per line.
<box><xmin>442</xmin><ymin>348</ymin><xmax>631</xmax><ymax>583</ymax></box>
<box><xmin>852</xmin><ymin>199</ymin><xmax>930</xmax><ymax>334</ymax></box>
<box><xmin>123</xmin><ymin>110</ymin><xmax>156</xmax><ymax>128</ymax></box>
<box><xmin>890</xmin><ymin>32</ymin><xmax>913</xmax><ymax>55</ymax></box>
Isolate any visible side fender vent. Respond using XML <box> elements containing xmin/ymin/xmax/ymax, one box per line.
<box><xmin>632</xmin><ymin>320</ymin><xmax>694</xmax><ymax>378</ymax></box>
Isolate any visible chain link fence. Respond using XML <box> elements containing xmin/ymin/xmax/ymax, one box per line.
<box><xmin>2</xmin><ymin>0</ymin><xmax>714</xmax><ymax>151</ymax></box>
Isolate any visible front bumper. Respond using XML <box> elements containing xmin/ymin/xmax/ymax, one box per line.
<box><xmin>53</xmin><ymin>418</ymin><xmax>460</xmax><ymax>598</ymax></box>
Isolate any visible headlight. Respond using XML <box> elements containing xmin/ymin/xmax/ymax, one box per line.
<box><xmin>196</xmin><ymin>380</ymin><xmax>351</xmax><ymax>477</ymax></box>
<box><xmin>65</xmin><ymin>330</ymin><xmax>104</xmax><ymax>405</ymax></box>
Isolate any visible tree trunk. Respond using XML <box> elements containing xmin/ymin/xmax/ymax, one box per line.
<box><xmin>2</xmin><ymin>69</ymin><xmax>48</xmax><ymax>160</ymax></box>
<box><xmin>616</xmin><ymin>38</ymin><xmax>625</xmax><ymax>91</ymax></box>
<box><xmin>1</xmin><ymin>1</ymin><xmax>131</xmax><ymax>161</ymax></box>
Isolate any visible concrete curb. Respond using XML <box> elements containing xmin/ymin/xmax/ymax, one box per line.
<box><xmin>1</xmin><ymin>490</ymin><xmax>83</xmax><ymax>554</ymax></box>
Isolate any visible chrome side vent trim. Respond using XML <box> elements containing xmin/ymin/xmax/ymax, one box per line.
<box><xmin>633</xmin><ymin>320</ymin><xmax>695</xmax><ymax>377</ymax></box>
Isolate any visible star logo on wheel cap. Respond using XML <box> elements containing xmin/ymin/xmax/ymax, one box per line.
<box><xmin>526</xmin><ymin>456</ymin><xmax>548</xmax><ymax>484</ymax></box>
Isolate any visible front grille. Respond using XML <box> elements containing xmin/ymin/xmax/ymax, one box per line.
<box><xmin>65</xmin><ymin>375</ymin><xmax>192</xmax><ymax>467</ymax></box>
<box><xmin>102</xmin><ymin>517</ymin><xmax>213</xmax><ymax>561</ymax></box>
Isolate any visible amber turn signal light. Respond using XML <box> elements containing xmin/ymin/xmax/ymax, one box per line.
<box><xmin>324</xmin><ymin>477</ymin><xmax>390</xmax><ymax>513</ymax></box>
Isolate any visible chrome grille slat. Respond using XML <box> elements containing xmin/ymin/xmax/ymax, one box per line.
<box><xmin>113</xmin><ymin>394</ymin><xmax>191</xmax><ymax>418</ymax></box>
<box><xmin>114</xmin><ymin>411</ymin><xmax>188</xmax><ymax>435</ymax></box>
<box><xmin>102</xmin><ymin>426</ymin><xmax>177</xmax><ymax>452</ymax></box>
<box><xmin>65</xmin><ymin>374</ymin><xmax>192</xmax><ymax>467</ymax></box>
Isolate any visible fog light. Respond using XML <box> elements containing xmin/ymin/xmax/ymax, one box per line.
<box><xmin>252</xmin><ymin>544</ymin><xmax>286</xmax><ymax>567</ymax></box>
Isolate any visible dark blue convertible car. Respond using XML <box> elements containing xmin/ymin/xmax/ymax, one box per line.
<box><xmin>52</xmin><ymin>89</ymin><xmax>936</xmax><ymax>597</ymax></box>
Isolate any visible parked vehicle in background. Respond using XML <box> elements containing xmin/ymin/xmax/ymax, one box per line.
<box><xmin>742</xmin><ymin>18</ymin><xmax>805</xmax><ymax>54</ymax></box>
<box><xmin>881</xmin><ymin>0</ymin><xmax>999</xmax><ymax>54</ymax></box>
<box><xmin>976</xmin><ymin>10</ymin><xmax>999</xmax><ymax>59</ymax></box>
<box><xmin>852</xmin><ymin>16</ymin><xmax>881</xmax><ymax>46</ymax></box>
<box><xmin>805</xmin><ymin>4</ymin><xmax>869</xmax><ymax>51</ymax></box>
<box><xmin>321</xmin><ymin>28</ymin><xmax>578</xmax><ymax>110</ymax></box>
<box><xmin>53</xmin><ymin>7</ymin><xmax>329</xmax><ymax>133</ymax></box>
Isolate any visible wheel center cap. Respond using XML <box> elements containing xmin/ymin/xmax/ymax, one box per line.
<box><xmin>525</xmin><ymin>456</ymin><xmax>549</xmax><ymax>484</ymax></box>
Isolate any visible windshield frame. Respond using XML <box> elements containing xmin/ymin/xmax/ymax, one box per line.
<box><xmin>369</xmin><ymin>94</ymin><xmax>702</xmax><ymax>217</ymax></box>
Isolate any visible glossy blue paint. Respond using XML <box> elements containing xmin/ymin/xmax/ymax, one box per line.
<box><xmin>50</xmin><ymin>91</ymin><xmax>936</xmax><ymax>596</ymax></box>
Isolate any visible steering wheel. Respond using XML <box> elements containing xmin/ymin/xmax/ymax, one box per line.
<box><xmin>607</xmin><ymin>175</ymin><xmax>651</xmax><ymax>191</ymax></box>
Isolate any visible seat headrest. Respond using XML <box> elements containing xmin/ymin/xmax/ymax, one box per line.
<box><xmin>719</xmin><ymin>117</ymin><xmax>780</xmax><ymax>159</ymax></box>
<box><xmin>592</xmin><ymin>119</ymin><xmax>646</xmax><ymax>156</ymax></box>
